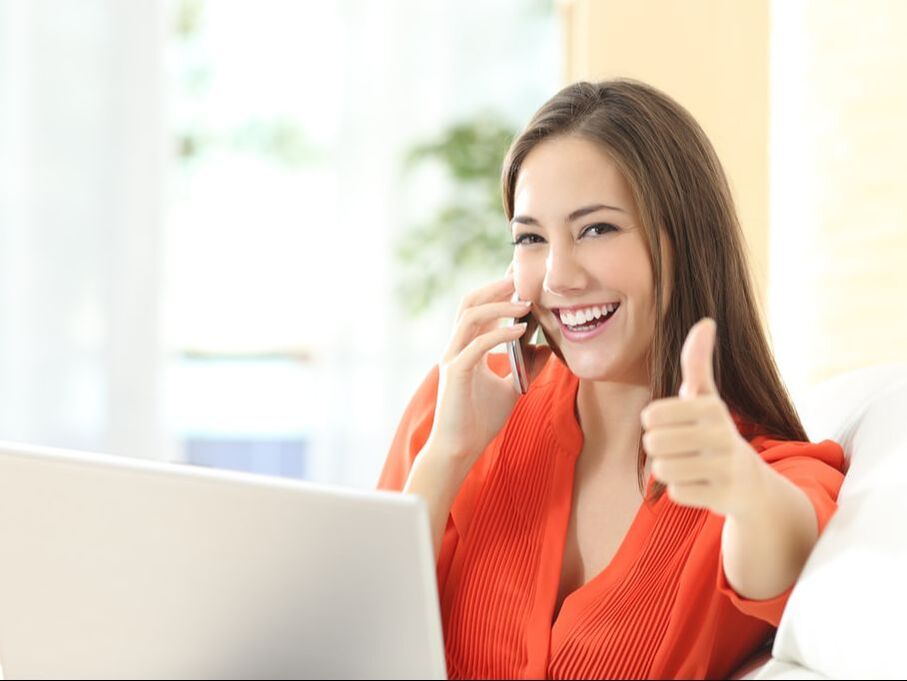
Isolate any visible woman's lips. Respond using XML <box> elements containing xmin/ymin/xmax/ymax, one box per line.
<box><xmin>555</xmin><ymin>304</ymin><xmax>620</xmax><ymax>342</ymax></box>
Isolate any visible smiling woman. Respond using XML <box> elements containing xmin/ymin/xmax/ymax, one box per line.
<box><xmin>500</xmin><ymin>81</ymin><xmax>817</xmax><ymax>500</ymax></box>
<box><xmin>379</xmin><ymin>79</ymin><xmax>846</xmax><ymax>679</ymax></box>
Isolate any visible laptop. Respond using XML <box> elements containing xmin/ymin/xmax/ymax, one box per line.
<box><xmin>0</xmin><ymin>441</ymin><xmax>447</xmax><ymax>680</ymax></box>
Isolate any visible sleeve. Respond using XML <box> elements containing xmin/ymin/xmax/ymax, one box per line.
<box><xmin>716</xmin><ymin>437</ymin><xmax>847</xmax><ymax>627</ymax></box>
<box><xmin>376</xmin><ymin>365</ymin><xmax>440</xmax><ymax>492</ymax></box>
<box><xmin>377</xmin><ymin>352</ymin><xmax>514</xmax><ymax>491</ymax></box>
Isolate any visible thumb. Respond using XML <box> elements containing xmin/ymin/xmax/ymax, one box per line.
<box><xmin>679</xmin><ymin>317</ymin><xmax>717</xmax><ymax>398</ymax></box>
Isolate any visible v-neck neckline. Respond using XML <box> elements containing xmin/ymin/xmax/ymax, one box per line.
<box><xmin>550</xmin><ymin>476</ymin><xmax>659</xmax><ymax>637</ymax></box>
<box><xmin>542</xmin><ymin>356</ymin><xmax>662</xmax><ymax>638</ymax></box>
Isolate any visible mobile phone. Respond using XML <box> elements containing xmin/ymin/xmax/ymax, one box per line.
<box><xmin>506</xmin><ymin>293</ymin><xmax>536</xmax><ymax>395</ymax></box>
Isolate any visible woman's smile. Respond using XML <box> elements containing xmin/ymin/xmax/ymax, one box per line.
<box><xmin>554</xmin><ymin>302</ymin><xmax>621</xmax><ymax>342</ymax></box>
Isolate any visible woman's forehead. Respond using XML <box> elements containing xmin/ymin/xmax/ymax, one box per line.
<box><xmin>514</xmin><ymin>137</ymin><xmax>635</xmax><ymax>218</ymax></box>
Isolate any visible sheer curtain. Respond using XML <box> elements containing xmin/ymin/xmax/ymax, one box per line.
<box><xmin>0</xmin><ymin>0</ymin><xmax>169</xmax><ymax>460</ymax></box>
<box><xmin>0</xmin><ymin>0</ymin><xmax>558</xmax><ymax>484</ymax></box>
<box><xmin>162</xmin><ymin>0</ymin><xmax>559</xmax><ymax>488</ymax></box>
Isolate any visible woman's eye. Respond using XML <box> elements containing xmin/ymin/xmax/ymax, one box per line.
<box><xmin>582</xmin><ymin>223</ymin><xmax>618</xmax><ymax>237</ymax></box>
<box><xmin>511</xmin><ymin>234</ymin><xmax>544</xmax><ymax>246</ymax></box>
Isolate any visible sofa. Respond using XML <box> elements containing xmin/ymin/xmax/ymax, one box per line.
<box><xmin>733</xmin><ymin>362</ymin><xmax>907</xmax><ymax>679</ymax></box>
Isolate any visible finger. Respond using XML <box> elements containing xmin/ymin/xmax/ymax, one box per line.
<box><xmin>651</xmin><ymin>451</ymin><xmax>728</xmax><ymax>485</ymax></box>
<box><xmin>640</xmin><ymin>395</ymin><xmax>728</xmax><ymax>430</ymax></box>
<box><xmin>643</xmin><ymin>423</ymin><xmax>735</xmax><ymax>458</ymax></box>
<box><xmin>444</xmin><ymin>300</ymin><xmax>533</xmax><ymax>361</ymax></box>
<box><xmin>665</xmin><ymin>481</ymin><xmax>719</xmax><ymax>510</ymax></box>
<box><xmin>679</xmin><ymin>317</ymin><xmax>718</xmax><ymax>398</ymax></box>
<box><xmin>456</xmin><ymin>276</ymin><xmax>515</xmax><ymax>319</ymax></box>
<box><xmin>450</xmin><ymin>324</ymin><xmax>527</xmax><ymax>373</ymax></box>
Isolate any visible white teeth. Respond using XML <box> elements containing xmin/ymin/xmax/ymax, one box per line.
<box><xmin>559</xmin><ymin>303</ymin><xmax>618</xmax><ymax>327</ymax></box>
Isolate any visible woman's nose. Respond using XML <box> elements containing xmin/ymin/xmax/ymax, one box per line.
<box><xmin>542</xmin><ymin>244</ymin><xmax>587</xmax><ymax>296</ymax></box>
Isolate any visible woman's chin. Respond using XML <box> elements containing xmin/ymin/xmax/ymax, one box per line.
<box><xmin>543</xmin><ymin>332</ymin><xmax>611</xmax><ymax>380</ymax></box>
<box><xmin>561</xmin><ymin>343</ymin><xmax>645</xmax><ymax>383</ymax></box>
<box><xmin>562</xmin><ymin>353</ymin><xmax>615</xmax><ymax>382</ymax></box>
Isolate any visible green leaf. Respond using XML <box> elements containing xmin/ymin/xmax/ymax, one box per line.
<box><xmin>396</xmin><ymin>113</ymin><xmax>517</xmax><ymax>317</ymax></box>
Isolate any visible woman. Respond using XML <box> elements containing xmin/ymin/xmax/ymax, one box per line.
<box><xmin>378</xmin><ymin>79</ymin><xmax>845</xmax><ymax>679</ymax></box>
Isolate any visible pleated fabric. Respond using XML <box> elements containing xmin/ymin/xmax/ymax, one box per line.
<box><xmin>379</xmin><ymin>351</ymin><xmax>846</xmax><ymax>680</ymax></box>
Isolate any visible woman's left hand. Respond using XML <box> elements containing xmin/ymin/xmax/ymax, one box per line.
<box><xmin>640</xmin><ymin>318</ymin><xmax>765</xmax><ymax>517</ymax></box>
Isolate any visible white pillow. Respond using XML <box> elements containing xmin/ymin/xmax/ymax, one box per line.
<box><xmin>772</xmin><ymin>364</ymin><xmax>907</xmax><ymax>680</ymax></box>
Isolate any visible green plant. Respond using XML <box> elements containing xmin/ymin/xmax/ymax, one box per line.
<box><xmin>395</xmin><ymin>114</ymin><xmax>517</xmax><ymax>317</ymax></box>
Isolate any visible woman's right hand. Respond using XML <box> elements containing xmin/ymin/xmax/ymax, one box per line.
<box><xmin>423</xmin><ymin>271</ymin><xmax>544</xmax><ymax>471</ymax></box>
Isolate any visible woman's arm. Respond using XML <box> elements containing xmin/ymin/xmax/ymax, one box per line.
<box><xmin>720</xmin><ymin>455</ymin><xmax>819</xmax><ymax>601</ymax></box>
<box><xmin>640</xmin><ymin>318</ymin><xmax>825</xmax><ymax>602</ymax></box>
<box><xmin>396</xmin><ymin>273</ymin><xmax>532</xmax><ymax>562</ymax></box>
<box><xmin>404</xmin><ymin>443</ymin><xmax>473</xmax><ymax>561</ymax></box>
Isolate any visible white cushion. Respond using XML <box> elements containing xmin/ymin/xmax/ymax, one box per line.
<box><xmin>769</xmin><ymin>363</ymin><xmax>907</xmax><ymax>679</ymax></box>
<box><xmin>747</xmin><ymin>657</ymin><xmax>830</xmax><ymax>680</ymax></box>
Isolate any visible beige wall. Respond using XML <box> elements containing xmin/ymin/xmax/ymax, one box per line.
<box><xmin>559</xmin><ymin>0</ymin><xmax>907</xmax><ymax>394</ymax></box>
<box><xmin>769</xmin><ymin>1</ymin><xmax>907</xmax><ymax>393</ymax></box>
<box><xmin>558</xmin><ymin>0</ymin><xmax>770</xmax><ymax>321</ymax></box>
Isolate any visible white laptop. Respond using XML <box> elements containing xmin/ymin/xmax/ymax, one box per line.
<box><xmin>0</xmin><ymin>441</ymin><xmax>447</xmax><ymax>680</ymax></box>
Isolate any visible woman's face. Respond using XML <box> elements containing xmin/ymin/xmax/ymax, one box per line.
<box><xmin>511</xmin><ymin>135</ymin><xmax>671</xmax><ymax>384</ymax></box>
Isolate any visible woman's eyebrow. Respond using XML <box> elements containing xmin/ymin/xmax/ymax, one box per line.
<box><xmin>510</xmin><ymin>203</ymin><xmax>625</xmax><ymax>227</ymax></box>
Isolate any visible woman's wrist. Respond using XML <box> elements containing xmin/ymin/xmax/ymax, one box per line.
<box><xmin>721</xmin><ymin>461</ymin><xmax>819</xmax><ymax>600</ymax></box>
<box><xmin>405</xmin><ymin>440</ymin><xmax>474</xmax><ymax>502</ymax></box>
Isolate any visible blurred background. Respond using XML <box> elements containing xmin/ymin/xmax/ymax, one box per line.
<box><xmin>0</xmin><ymin>0</ymin><xmax>904</xmax><ymax>488</ymax></box>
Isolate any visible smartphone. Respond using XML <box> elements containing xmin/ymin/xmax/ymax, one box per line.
<box><xmin>506</xmin><ymin>292</ymin><xmax>537</xmax><ymax>395</ymax></box>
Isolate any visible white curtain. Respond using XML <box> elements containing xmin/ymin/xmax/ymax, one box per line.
<box><xmin>0</xmin><ymin>0</ymin><xmax>168</xmax><ymax>460</ymax></box>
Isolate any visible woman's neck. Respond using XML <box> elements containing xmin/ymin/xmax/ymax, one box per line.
<box><xmin>575</xmin><ymin>377</ymin><xmax>651</xmax><ymax>468</ymax></box>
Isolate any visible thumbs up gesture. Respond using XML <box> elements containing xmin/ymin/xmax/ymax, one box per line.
<box><xmin>640</xmin><ymin>318</ymin><xmax>762</xmax><ymax>517</ymax></box>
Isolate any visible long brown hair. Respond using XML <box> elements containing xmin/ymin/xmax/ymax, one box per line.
<box><xmin>501</xmin><ymin>79</ymin><xmax>808</xmax><ymax>499</ymax></box>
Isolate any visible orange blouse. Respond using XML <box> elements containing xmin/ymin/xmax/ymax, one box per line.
<box><xmin>378</xmin><ymin>351</ymin><xmax>846</xmax><ymax>680</ymax></box>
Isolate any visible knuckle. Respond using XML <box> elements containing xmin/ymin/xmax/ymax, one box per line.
<box><xmin>442</xmin><ymin>357</ymin><xmax>461</xmax><ymax>374</ymax></box>
<box><xmin>460</xmin><ymin>308</ymin><xmax>480</xmax><ymax>333</ymax></box>
<box><xmin>708</xmin><ymin>395</ymin><xmax>728</xmax><ymax>415</ymax></box>
<box><xmin>642</xmin><ymin>431</ymin><xmax>657</xmax><ymax>453</ymax></box>
<box><xmin>641</xmin><ymin>404</ymin><xmax>657</xmax><ymax>428</ymax></box>
<box><xmin>652</xmin><ymin>458</ymin><xmax>669</xmax><ymax>480</ymax></box>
